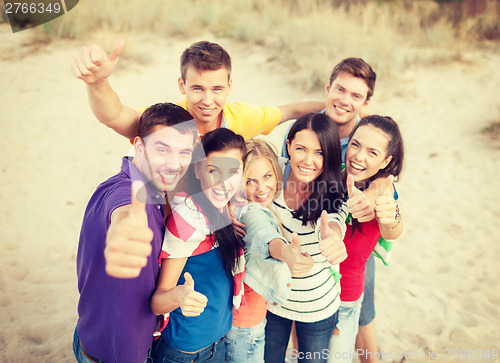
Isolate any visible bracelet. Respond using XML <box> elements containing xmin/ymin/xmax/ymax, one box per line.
<box><xmin>382</xmin><ymin>202</ymin><xmax>401</xmax><ymax>230</ymax></box>
<box><xmin>384</xmin><ymin>213</ymin><xmax>402</xmax><ymax>230</ymax></box>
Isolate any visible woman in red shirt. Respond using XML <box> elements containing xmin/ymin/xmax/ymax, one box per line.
<box><xmin>328</xmin><ymin>115</ymin><xmax>405</xmax><ymax>363</ymax></box>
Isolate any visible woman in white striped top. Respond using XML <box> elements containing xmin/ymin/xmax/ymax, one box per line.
<box><xmin>264</xmin><ymin>112</ymin><xmax>349</xmax><ymax>363</ymax></box>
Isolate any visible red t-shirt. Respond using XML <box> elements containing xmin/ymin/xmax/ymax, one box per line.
<box><xmin>340</xmin><ymin>219</ymin><xmax>381</xmax><ymax>301</ymax></box>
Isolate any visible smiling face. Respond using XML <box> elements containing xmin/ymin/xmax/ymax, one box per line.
<box><xmin>245</xmin><ymin>157</ymin><xmax>278</xmax><ymax>208</ymax></box>
<box><xmin>134</xmin><ymin>126</ymin><xmax>194</xmax><ymax>193</ymax></box>
<box><xmin>325</xmin><ymin>71</ymin><xmax>370</xmax><ymax>138</ymax></box>
<box><xmin>195</xmin><ymin>149</ymin><xmax>243</xmax><ymax>212</ymax></box>
<box><xmin>178</xmin><ymin>66</ymin><xmax>232</xmax><ymax>134</ymax></box>
<box><xmin>345</xmin><ymin>124</ymin><xmax>393</xmax><ymax>183</ymax></box>
<box><xmin>287</xmin><ymin>129</ymin><xmax>324</xmax><ymax>185</ymax></box>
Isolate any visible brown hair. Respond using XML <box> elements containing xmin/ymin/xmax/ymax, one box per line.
<box><xmin>138</xmin><ymin>102</ymin><xmax>197</xmax><ymax>140</ymax></box>
<box><xmin>180</xmin><ymin>41</ymin><xmax>232</xmax><ymax>82</ymax></box>
<box><xmin>349</xmin><ymin>115</ymin><xmax>404</xmax><ymax>184</ymax></box>
<box><xmin>287</xmin><ymin>113</ymin><xmax>344</xmax><ymax>226</ymax></box>
<box><xmin>328</xmin><ymin>57</ymin><xmax>377</xmax><ymax>102</ymax></box>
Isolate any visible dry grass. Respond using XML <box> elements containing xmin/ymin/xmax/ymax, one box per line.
<box><xmin>13</xmin><ymin>0</ymin><xmax>500</xmax><ymax>89</ymax></box>
<box><xmin>481</xmin><ymin>120</ymin><xmax>500</xmax><ymax>139</ymax></box>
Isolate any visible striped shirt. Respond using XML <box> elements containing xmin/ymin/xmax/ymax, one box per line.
<box><xmin>268</xmin><ymin>192</ymin><xmax>348</xmax><ymax>323</ymax></box>
<box><xmin>162</xmin><ymin>193</ymin><xmax>245</xmax><ymax>309</ymax></box>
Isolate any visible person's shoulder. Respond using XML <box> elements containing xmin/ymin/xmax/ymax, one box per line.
<box><xmin>80</xmin><ymin>171</ymin><xmax>132</xmax><ymax>228</ymax></box>
<box><xmin>224</xmin><ymin>102</ymin><xmax>279</xmax><ymax>113</ymax></box>
<box><xmin>247</xmin><ymin>201</ymin><xmax>266</xmax><ymax>211</ymax></box>
<box><xmin>101</xmin><ymin>175</ymin><xmax>134</xmax><ymax>216</ymax></box>
<box><xmin>245</xmin><ymin>202</ymin><xmax>276</xmax><ymax>220</ymax></box>
<box><xmin>224</xmin><ymin>101</ymin><xmax>253</xmax><ymax>108</ymax></box>
<box><xmin>170</xmin><ymin>193</ymin><xmax>206</xmax><ymax>221</ymax></box>
<box><xmin>98</xmin><ymin>172</ymin><xmax>131</xmax><ymax>197</ymax></box>
<box><xmin>277</xmin><ymin>156</ymin><xmax>288</xmax><ymax>172</ymax></box>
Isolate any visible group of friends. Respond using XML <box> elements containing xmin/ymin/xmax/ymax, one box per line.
<box><xmin>71</xmin><ymin>39</ymin><xmax>404</xmax><ymax>363</ymax></box>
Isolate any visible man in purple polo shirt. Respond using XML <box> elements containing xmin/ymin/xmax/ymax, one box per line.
<box><xmin>73</xmin><ymin>102</ymin><xmax>198</xmax><ymax>363</ymax></box>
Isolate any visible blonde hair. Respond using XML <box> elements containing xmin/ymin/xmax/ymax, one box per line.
<box><xmin>243</xmin><ymin>139</ymin><xmax>285</xmax><ymax>235</ymax></box>
<box><xmin>243</xmin><ymin>139</ymin><xmax>283</xmax><ymax>201</ymax></box>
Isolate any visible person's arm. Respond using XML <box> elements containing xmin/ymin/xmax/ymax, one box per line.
<box><xmin>104</xmin><ymin>181</ymin><xmax>154</xmax><ymax>278</ymax></box>
<box><xmin>242</xmin><ymin>205</ymin><xmax>314</xmax><ymax>276</ymax></box>
<box><xmin>86</xmin><ymin>80</ymin><xmax>141</xmax><ymax>139</ymax></box>
<box><xmin>317</xmin><ymin>210</ymin><xmax>348</xmax><ymax>265</ymax></box>
<box><xmin>268</xmin><ymin>233</ymin><xmax>314</xmax><ymax>277</ymax></box>
<box><xmin>346</xmin><ymin>174</ymin><xmax>376</xmax><ymax>223</ymax></box>
<box><xmin>374</xmin><ymin>176</ymin><xmax>403</xmax><ymax>240</ymax></box>
<box><xmin>378</xmin><ymin>212</ymin><xmax>403</xmax><ymax>240</ymax></box>
<box><xmin>150</xmin><ymin>258</ymin><xmax>208</xmax><ymax>316</ymax></box>
<box><xmin>71</xmin><ymin>39</ymin><xmax>141</xmax><ymax>139</ymax></box>
<box><xmin>277</xmin><ymin>101</ymin><xmax>324</xmax><ymax>124</ymax></box>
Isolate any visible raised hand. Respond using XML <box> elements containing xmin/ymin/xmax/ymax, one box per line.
<box><xmin>176</xmin><ymin>272</ymin><xmax>208</xmax><ymax>317</ymax></box>
<box><xmin>346</xmin><ymin>174</ymin><xmax>376</xmax><ymax>222</ymax></box>
<box><xmin>374</xmin><ymin>175</ymin><xmax>398</xmax><ymax>227</ymax></box>
<box><xmin>282</xmin><ymin>233</ymin><xmax>315</xmax><ymax>277</ymax></box>
<box><xmin>318</xmin><ymin>210</ymin><xmax>347</xmax><ymax>265</ymax></box>
<box><xmin>104</xmin><ymin>180</ymin><xmax>154</xmax><ymax>278</ymax></box>
<box><xmin>71</xmin><ymin>39</ymin><xmax>124</xmax><ymax>84</ymax></box>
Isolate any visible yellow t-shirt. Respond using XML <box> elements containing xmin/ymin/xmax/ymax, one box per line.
<box><xmin>138</xmin><ymin>100</ymin><xmax>282</xmax><ymax>140</ymax></box>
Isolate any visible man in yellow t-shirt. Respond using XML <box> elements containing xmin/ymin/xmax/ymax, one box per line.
<box><xmin>72</xmin><ymin>40</ymin><xmax>323</xmax><ymax>140</ymax></box>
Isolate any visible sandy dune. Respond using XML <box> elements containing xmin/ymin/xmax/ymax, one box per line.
<box><xmin>1</xmin><ymin>24</ymin><xmax>499</xmax><ymax>362</ymax></box>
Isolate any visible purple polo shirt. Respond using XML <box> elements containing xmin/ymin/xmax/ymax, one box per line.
<box><xmin>76</xmin><ymin>157</ymin><xmax>165</xmax><ymax>363</ymax></box>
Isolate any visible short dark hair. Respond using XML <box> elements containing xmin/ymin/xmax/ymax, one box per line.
<box><xmin>328</xmin><ymin>58</ymin><xmax>377</xmax><ymax>101</ymax></box>
<box><xmin>138</xmin><ymin>102</ymin><xmax>197</xmax><ymax>140</ymax></box>
<box><xmin>180</xmin><ymin>41</ymin><xmax>232</xmax><ymax>81</ymax></box>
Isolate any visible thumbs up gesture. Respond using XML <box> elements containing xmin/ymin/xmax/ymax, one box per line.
<box><xmin>104</xmin><ymin>181</ymin><xmax>154</xmax><ymax>278</ymax></box>
<box><xmin>318</xmin><ymin>211</ymin><xmax>347</xmax><ymax>265</ymax></box>
<box><xmin>71</xmin><ymin>39</ymin><xmax>125</xmax><ymax>84</ymax></box>
<box><xmin>374</xmin><ymin>175</ymin><xmax>398</xmax><ymax>227</ymax></box>
<box><xmin>177</xmin><ymin>272</ymin><xmax>208</xmax><ymax>317</ymax></box>
<box><xmin>346</xmin><ymin>175</ymin><xmax>376</xmax><ymax>222</ymax></box>
<box><xmin>282</xmin><ymin>233</ymin><xmax>315</xmax><ymax>277</ymax></box>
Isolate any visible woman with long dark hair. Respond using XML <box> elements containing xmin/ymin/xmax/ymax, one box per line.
<box><xmin>328</xmin><ymin>115</ymin><xmax>404</xmax><ymax>363</ymax></box>
<box><xmin>264</xmin><ymin>112</ymin><xmax>349</xmax><ymax>363</ymax></box>
<box><xmin>150</xmin><ymin>128</ymin><xmax>247</xmax><ymax>362</ymax></box>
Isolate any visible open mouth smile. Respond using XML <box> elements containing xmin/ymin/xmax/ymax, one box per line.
<box><xmin>159</xmin><ymin>171</ymin><xmax>178</xmax><ymax>183</ymax></box>
<box><xmin>211</xmin><ymin>187</ymin><xmax>230</xmax><ymax>200</ymax></box>
<box><xmin>349</xmin><ymin>161</ymin><xmax>365</xmax><ymax>173</ymax></box>
<box><xmin>334</xmin><ymin>105</ymin><xmax>349</xmax><ymax>114</ymax></box>
<box><xmin>298</xmin><ymin>166</ymin><xmax>316</xmax><ymax>175</ymax></box>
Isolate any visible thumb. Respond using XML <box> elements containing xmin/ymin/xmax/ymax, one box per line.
<box><xmin>290</xmin><ymin>233</ymin><xmax>301</xmax><ymax>252</ymax></box>
<box><xmin>130</xmin><ymin>180</ymin><xmax>147</xmax><ymax>222</ymax></box>
<box><xmin>346</xmin><ymin>174</ymin><xmax>360</xmax><ymax>198</ymax></box>
<box><xmin>378</xmin><ymin>175</ymin><xmax>394</xmax><ymax>197</ymax></box>
<box><xmin>109</xmin><ymin>39</ymin><xmax>125</xmax><ymax>61</ymax></box>
<box><xmin>184</xmin><ymin>272</ymin><xmax>194</xmax><ymax>289</ymax></box>
<box><xmin>320</xmin><ymin>210</ymin><xmax>329</xmax><ymax>240</ymax></box>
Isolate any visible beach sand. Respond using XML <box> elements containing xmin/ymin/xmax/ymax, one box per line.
<box><xmin>1</xmin><ymin>25</ymin><xmax>499</xmax><ymax>362</ymax></box>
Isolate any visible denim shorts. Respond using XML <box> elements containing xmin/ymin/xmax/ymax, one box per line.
<box><xmin>224</xmin><ymin>318</ymin><xmax>266</xmax><ymax>362</ymax></box>
<box><xmin>73</xmin><ymin>326</ymin><xmax>153</xmax><ymax>363</ymax></box>
<box><xmin>327</xmin><ymin>294</ymin><xmax>364</xmax><ymax>363</ymax></box>
<box><xmin>73</xmin><ymin>326</ymin><xmax>104</xmax><ymax>363</ymax></box>
<box><xmin>151</xmin><ymin>334</ymin><xmax>225</xmax><ymax>363</ymax></box>
<box><xmin>358</xmin><ymin>254</ymin><xmax>375</xmax><ymax>326</ymax></box>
